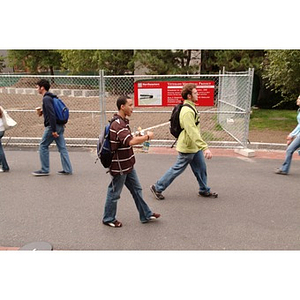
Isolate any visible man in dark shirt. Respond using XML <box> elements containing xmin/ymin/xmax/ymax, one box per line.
<box><xmin>32</xmin><ymin>79</ymin><xmax>72</xmax><ymax>176</ymax></box>
<box><xmin>102</xmin><ymin>95</ymin><xmax>160</xmax><ymax>228</ymax></box>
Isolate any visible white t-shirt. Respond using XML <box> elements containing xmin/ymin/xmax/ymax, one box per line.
<box><xmin>0</xmin><ymin>117</ymin><xmax>5</xmax><ymax>131</ymax></box>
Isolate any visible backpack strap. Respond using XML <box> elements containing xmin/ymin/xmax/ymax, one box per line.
<box><xmin>170</xmin><ymin>104</ymin><xmax>199</xmax><ymax>148</ymax></box>
<box><xmin>182</xmin><ymin>103</ymin><xmax>199</xmax><ymax>125</ymax></box>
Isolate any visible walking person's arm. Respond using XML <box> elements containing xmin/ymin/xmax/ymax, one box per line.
<box><xmin>129</xmin><ymin>131</ymin><xmax>153</xmax><ymax>146</ymax></box>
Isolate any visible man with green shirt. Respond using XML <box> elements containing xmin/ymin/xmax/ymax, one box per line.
<box><xmin>150</xmin><ymin>83</ymin><xmax>218</xmax><ymax>200</ymax></box>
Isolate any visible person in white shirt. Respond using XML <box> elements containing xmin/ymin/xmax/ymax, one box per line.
<box><xmin>0</xmin><ymin>106</ymin><xmax>9</xmax><ymax>172</ymax></box>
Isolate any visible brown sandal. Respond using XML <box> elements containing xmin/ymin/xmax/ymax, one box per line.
<box><xmin>103</xmin><ymin>220</ymin><xmax>122</xmax><ymax>228</ymax></box>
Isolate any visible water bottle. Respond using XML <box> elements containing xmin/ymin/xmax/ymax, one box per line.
<box><xmin>141</xmin><ymin>130</ymin><xmax>150</xmax><ymax>152</ymax></box>
<box><xmin>142</xmin><ymin>140</ymin><xmax>150</xmax><ymax>152</ymax></box>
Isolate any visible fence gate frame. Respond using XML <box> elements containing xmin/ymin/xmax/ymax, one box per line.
<box><xmin>100</xmin><ymin>69</ymin><xmax>254</xmax><ymax>149</ymax></box>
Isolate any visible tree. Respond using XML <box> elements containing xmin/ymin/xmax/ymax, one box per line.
<box><xmin>200</xmin><ymin>50</ymin><xmax>264</xmax><ymax>73</ymax></box>
<box><xmin>263</xmin><ymin>50</ymin><xmax>300</xmax><ymax>107</ymax></box>
<box><xmin>58</xmin><ymin>50</ymin><xmax>99</xmax><ymax>74</ymax></box>
<box><xmin>199</xmin><ymin>50</ymin><xmax>285</xmax><ymax>108</ymax></box>
<box><xmin>59</xmin><ymin>50</ymin><xmax>134</xmax><ymax>75</ymax></box>
<box><xmin>133</xmin><ymin>50</ymin><xmax>200</xmax><ymax>74</ymax></box>
<box><xmin>8</xmin><ymin>50</ymin><xmax>62</xmax><ymax>75</ymax></box>
<box><xmin>0</xmin><ymin>55</ymin><xmax>5</xmax><ymax>72</ymax></box>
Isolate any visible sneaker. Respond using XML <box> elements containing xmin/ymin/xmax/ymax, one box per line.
<box><xmin>150</xmin><ymin>185</ymin><xmax>165</xmax><ymax>200</ymax></box>
<box><xmin>275</xmin><ymin>169</ymin><xmax>287</xmax><ymax>175</ymax></box>
<box><xmin>0</xmin><ymin>169</ymin><xmax>3</xmax><ymax>173</ymax></box>
<box><xmin>57</xmin><ymin>170</ymin><xmax>72</xmax><ymax>175</ymax></box>
<box><xmin>142</xmin><ymin>213</ymin><xmax>161</xmax><ymax>223</ymax></box>
<box><xmin>32</xmin><ymin>170</ymin><xmax>49</xmax><ymax>176</ymax></box>
<box><xmin>149</xmin><ymin>213</ymin><xmax>161</xmax><ymax>220</ymax></box>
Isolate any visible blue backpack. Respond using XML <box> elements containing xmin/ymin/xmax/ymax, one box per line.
<box><xmin>52</xmin><ymin>97</ymin><xmax>69</xmax><ymax>124</ymax></box>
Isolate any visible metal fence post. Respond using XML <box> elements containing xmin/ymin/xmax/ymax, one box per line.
<box><xmin>243</xmin><ymin>68</ymin><xmax>254</xmax><ymax>147</ymax></box>
<box><xmin>99</xmin><ymin>69</ymin><xmax>106</xmax><ymax>133</ymax></box>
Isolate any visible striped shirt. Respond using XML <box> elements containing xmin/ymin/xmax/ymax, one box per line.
<box><xmin>109</xmin><ymin>114</ymin><xmax>135</xmax><ymax>176</ymax></box>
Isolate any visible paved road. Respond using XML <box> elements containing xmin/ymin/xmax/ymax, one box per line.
<box><xmin>1</xmin><ymin>147</ymin><xmax>300</xmax><ymax>250</ymax></box>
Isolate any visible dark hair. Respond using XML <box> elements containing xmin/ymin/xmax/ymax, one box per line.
<box><xmin>36</xmin><ymin>79</ymin><xmax>50</xmax><ymax>91</ymax></box>
<box><xmin>181</xmin><ymin>83</ymin><xmax>196</xmax><ymax>100</ymax></box>
<box><xmin>116</xmin><ymin>95</ymin><xmax>130</xmax><ymax>110</ymax></box>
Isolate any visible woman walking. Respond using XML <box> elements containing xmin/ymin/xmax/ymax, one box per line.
<box><xmin>0</xmin><ymin>106</ymin><xmax>10</xmax><ymax>173</ymax></box>
<box><xmin>275</xmin><ymin>95</ymin><xmax>300</xmax><ymax>175</ymax></box>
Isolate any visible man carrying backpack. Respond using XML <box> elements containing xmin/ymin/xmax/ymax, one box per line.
<box><xmin>150</xmin><ymin>83</ymin><xmax>218</xmax><ymax>200</ymax></box>
<box><xmin>32</xmin><ymin>79</ymin><xmax>72</xmax><ymax>176</ymax></box>
<box><xmin>102</xmin><ymin>95</ymin><xmax>160</xmax><ymax>228</ymax></box>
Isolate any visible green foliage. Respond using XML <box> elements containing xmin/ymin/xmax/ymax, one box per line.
<box><xmin>201</xmin><ymin>50</ymin><xmax>264</xmax><ymax>74</ymax></box>
<box><xmin>263</xmin><ymin>50</ymin><xmax>300</xmax><ymax>106</ymax></box>
<box><xmin>0</xmin><ymin>55</ymin><xmax>5</xmax><ymax>72</ymax></box>
<box><xmin>59</xmin><ymin>50</ymin><xmax>134</xmax><ymax>75</ymax></box>
<box><xmin>58</xmin><ymin>50</ymin><xmax>98</xmax><ymax>74</ymax></box>
<box><xmin>97</xmin><ymin>50</ymin><xmax>134</xmax><ymax>75</ymax></box>
<box><xmin>133</xmin><ymin>50</ymin><xmax>199</xmax><ymax>74</ymax></box>
<box><xmin>8</xmin><ymin>50</ymin><xmax>62</xmax><ymax>74</ymax></box>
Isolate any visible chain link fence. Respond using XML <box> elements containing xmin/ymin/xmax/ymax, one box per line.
<box><xmin>0</xmin><ymin>70</ymin><xmax>254</xmax><ymax>148</ymax></box>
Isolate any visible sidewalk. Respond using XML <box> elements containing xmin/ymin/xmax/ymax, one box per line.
<box><xmin>1</xmin><ymin>146</ymin><xmax>300</xmax><ymax>250</ymax></box>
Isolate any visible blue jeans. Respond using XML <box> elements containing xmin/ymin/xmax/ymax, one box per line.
<box><xmin>155</xmin><ymin>151</ymin><xmax>210</xmax><ymax>194</ymax></box>
<box><xmin>39</xmin><ymin>125</ymin><xmax>72</xmax><ymax>173</ymax></box>
<box><xmin>280</xmin><ymin>134</ymin><xmax>300</xmax><ymax>174</ymax></box>
<box><xmin>103</xmin><ymin>168</ymin><xmax>153</xmax><ymax>223</ymax></box>
<box><xmin>0</xmin><ymin>131</ymin><xmax>9</xmax><ymax>171</ymax></box>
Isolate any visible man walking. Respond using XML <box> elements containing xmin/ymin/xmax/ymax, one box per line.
<box><xmin>32</xmin><ymin>79</ymin><xmax>72</xmax><ymax>176</ymax></box>
<box><xmin>102</xmin><ymin>95</ymin><xmax>160</xmax><ymax>228</ymax></box>
<box><xmin>150</xmin><ymin>83</ymin><xmax>218</xmax><ymax>200</ymax></box>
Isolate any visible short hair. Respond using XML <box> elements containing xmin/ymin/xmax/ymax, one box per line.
<box><xmin>181</xmin><ymin>83</ymin><xmax>197</xmax><ymax>100</ymax></box>
<box><xmin>36</xmin><ymin>79</ymin><xmax>50</xmax><ymax>91</ymax></box>
<box><xmin>116</xmin><ymin>95</ymin><xmax>130</xmax><ymax>110</ymax></box>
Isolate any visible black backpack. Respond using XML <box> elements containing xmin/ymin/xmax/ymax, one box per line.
<box><xmin>169</xmin><ymin>102</ymin><xmax>198</xmax><ymax>139</ymax></box>
<box><xmin>96</xmin><ymin>117</ymin><xmax>118</xmax><ymax>168</ymax></box>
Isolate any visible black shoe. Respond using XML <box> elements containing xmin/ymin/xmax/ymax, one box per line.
<box><xmin>150</xmin><ymin>185</ymin><xmax>165</xmax><ymax>200</ymax></box>
<box><xmin>199</xmin><ymin>191</ymin><xmax>218</xmax><ymax>198</ymax></box>
<box><xmin>57</xmin><ymin>170</ymin><xmax>72</xmax><ymax>175</ymax></box>
<box><xmin>275</xmin><ymin>169</ymin><xmax>287</xmax><ymax>175</ymax></box>
<box><xmin>32</xmin><ymin>170</ymin><xmax>49</xmax><ymax>176</ymax></box>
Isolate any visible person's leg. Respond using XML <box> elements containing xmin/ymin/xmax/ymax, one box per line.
<box><xmin>125</xmin><ymin>169</ymin><xmax>154</xmax><ymax>223</ymax></box>
<box><xmin>189</xmin><ymin>150</ymin><xmax>210</xmax><ymax>193</ymax></box>
<box><xmin>0</xmin><ymin>131</ymin><xmax>9</xmax><ymax>171</ymax></box>
<box><xmin>155</xmin><ymin>152</ymin><xmax>193</xmax><ymax>192</ymax></box>
<box><xmin>54</xmin><ymin>125</ymin><xmax>73</xmax><ymax>174</ymax></box>
<box><xmin>38</xmin><ymin>126</ymin><xmax>54</xmax><ymax>173</ymax></box>
<box><xmin>103</xmin><ymin>174</ymin><xmax>126</xmax><ymax>224</ymax></box>
<box><xmin>280</xmin><ymin>135</ymin><xmax>300</xmax><ymax>174</ymax></box>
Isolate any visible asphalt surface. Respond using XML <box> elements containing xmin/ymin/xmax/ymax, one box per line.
<box><xmin>1</xmin><ymin>146</ymin><xmax>300</xmax><ymax>250</ymax></box>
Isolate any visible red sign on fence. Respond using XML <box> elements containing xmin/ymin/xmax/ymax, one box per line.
<box><xmin>134</xmin><ymin>81</ymin><xmax>215</xmax><ymax>107</ymax></box>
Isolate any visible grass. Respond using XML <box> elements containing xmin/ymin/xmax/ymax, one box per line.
<box><xmin>250</xmin><ymin>109</ymin><xmax>298</xmax><ymax>131</ymax></box>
